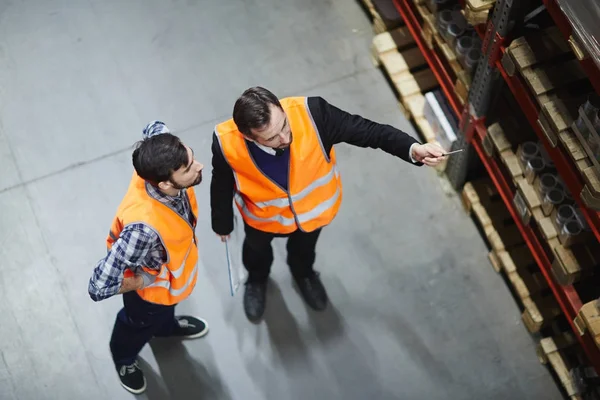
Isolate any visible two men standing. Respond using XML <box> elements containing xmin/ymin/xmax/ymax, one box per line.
<box><xmin>89</xmin><ymin>88</ymin><xmax>444</xmax><ymax>394</ymax></box>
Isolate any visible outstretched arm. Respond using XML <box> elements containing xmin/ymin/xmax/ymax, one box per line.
<box><xmin>307</xmin><ymin>96</ymin><xmax>444</xmax><ymax>166</ymax></box>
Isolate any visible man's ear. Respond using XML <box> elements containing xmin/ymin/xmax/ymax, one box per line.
<box><xmin>157</xmin><ymin>180</ymin><xmax>172</xmax><ymax>191</ymax></box>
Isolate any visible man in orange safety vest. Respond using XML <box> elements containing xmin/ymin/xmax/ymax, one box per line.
<box><xmin>211</xmin><ymin>87</ymin><xmax>445</xmax><ymax>322</ymax></box>
<box><xmin>88</xmin><ymin>121</ymin><xmax>207</xmax><ymax>394</ymax></box>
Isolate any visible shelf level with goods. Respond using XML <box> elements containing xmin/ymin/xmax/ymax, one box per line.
<box><xmin>392</xmin><ymin>0</ymin><xmax>481</xmax><ymax>118</ymax></box>
<box><xmin>462</xmin><ymin>119</ymin><xmax>600</xmax><ymax>396</ymax></box>
<box><xmin>494</xmin><ymin>19</ymin><xmax>600</xmax><ymax>244</ymax></box>
<box><xmin>466</xmin><ymin>117</ymin><xmax>600</xmax><ymax>394</ymax></box>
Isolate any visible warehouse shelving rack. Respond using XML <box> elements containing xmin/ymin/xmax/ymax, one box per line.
<box><xmin>392</xmin><ymin>0</ymin><xmax>600</xmax><ymax>376</ymax></box>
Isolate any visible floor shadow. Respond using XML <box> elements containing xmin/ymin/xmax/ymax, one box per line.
<box><xmin>293</xmin><ymin>282</ymin><xmax>346</xmax><ymax>345</ymax></box>
<box><xmin>344</xmin><ymin>300</ymin><xmax>455</xmax><ymax>387</ymax></box>
<box><xmin>142</xmin><ymin>340</ymin><xmax>232</xmax><ymax>400</ymax></box>
<box><xmin>262</xmin><ymin>280</ymin><xmax>310</xmax><ymax>368</ymax></box>
<box><xmin>137</xmin><ymin>358</ymin><xmax>171</xmax><ymax>400</ymax></box>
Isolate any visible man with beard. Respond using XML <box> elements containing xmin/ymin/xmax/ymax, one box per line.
<box><xmin>211</xmin><ymin>87</ymin><xmax>445</xmax><ymax>322</ymax></box>
<box><xmin>88</xmin><ymin>121</ymin><xmax>208</xmax><ymax>394</ymax></box>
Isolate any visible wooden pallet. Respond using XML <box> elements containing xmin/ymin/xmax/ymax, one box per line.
<box><xmin>462</xmin><ymin>178</ymin><xmax>563</xmax><ymax>332</ymax></box>
<box><xmin>575</xmin><ymin>301</ymin><xmax>600</xmax><ymax>351</ymax></box>
<box><xmin>502</xmin><ymin>26</ymin><xmax>585</xmax><ymax>143</ymax></box>
<box><xmin>413</xmin><ymin>4</ymin><xmax>471</xmax><ymax>105</ymax></box>
<box><xmin>462</xmin><ymin>179</ymin><xmax>523</xmax><ymax>253</ymax></box>
<box><xmin>537</xmin><ymin>333</ymin><xmax>585</xmax><ymax>399</ymax></box>
<box><xmin>372</xmin><ymin>28</ymin><xmax>440</xmax><ymax>144</ymax></box>
<box><xmin>558</xmin><ymin>132</ymin><xmax>600</xmax><ymax>211</ymax></box>
<box><xmin>356</xmin><ymin>0</ymin><xmax>404</xmax><ymax>34</ymax></box>
<box><xmin>463</xmin><ymin>0</ymin><xmax>495</xmax><ymax>26</ymax></box>
<box><xmin>503</xmin><ymin>26</ymin><xmax>587</xmax><ymax>105</ymax></box>
<box><xmin>502</xmin><ymin>244</ymin><xmax>563</xmax><ymax>333</ymax></box>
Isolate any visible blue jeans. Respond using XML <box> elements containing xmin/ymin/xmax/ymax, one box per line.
<box><xmin>109</xmin><ymin>291</ymin><xmax>178</xmax><ymax>368</ymax></box>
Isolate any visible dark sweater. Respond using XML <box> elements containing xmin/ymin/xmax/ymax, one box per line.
<box><xmin>247</xmin><ymin>142</ymin><xmax>290</xmax><ymax>190</ymax></box>
<box><xmin>210</xmin><ymin>96</ymin><xmax>422</xmax><ymax>235</ymax></box>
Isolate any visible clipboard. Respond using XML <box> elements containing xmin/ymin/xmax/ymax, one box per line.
<box><xmin>224</xmin><ymin>214</ymin><xmax>245</xmax><ymax>296</ymax></box>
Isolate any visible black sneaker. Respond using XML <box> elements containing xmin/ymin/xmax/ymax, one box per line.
<box><xmin>171</xmin><ymin>316</ymin><xmax>209</xmax><ymax>339</ymax></box>
<box><xmin>295</xmin><ymin>272</ymin><xmax>328</xmax><ymax>311</ymax></box>
<box><xmin>118</xmin><ymin>361</ymin><xmax>146</xmax><ymax>394</ymax></box>
<box><xmin>244</xmin><ymin>281</ymin><xmax>267</xmax><ymax>322</ymax></box>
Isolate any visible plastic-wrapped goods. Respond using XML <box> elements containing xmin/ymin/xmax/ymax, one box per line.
<box><xmin>555</xmin><ymin>0</ymin><xmax>600</xmax><ymax>70</ymax></box>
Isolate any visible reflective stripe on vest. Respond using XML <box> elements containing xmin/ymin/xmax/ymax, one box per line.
<box><xmin>235</xmin><ymin>182</ymin><xmax>341</xmax><ymax>226</ymax></box>
<box><xmin>149</xmin><ymin>250</ymin><xmax>198</xmax><ymax>297</ymax></box>
<box><xmin>254</xmin><ymin>165</ymin><xmax>339</xmax><ymax>209</ymax></box>
<box><xmin>108</xmin><ymin>230</ymin><xmax>119</xmax><ymax>242</ymax></box>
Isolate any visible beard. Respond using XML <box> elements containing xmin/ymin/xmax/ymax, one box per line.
<box><xmin>171</xmin><ymin>171</ymin><xmax>202</xmax><ymax>190</ymax></box>
<box><xmin>192</xmin><ymin>171</ymin><xmax>203</xmax><ymax>186</ymax></box>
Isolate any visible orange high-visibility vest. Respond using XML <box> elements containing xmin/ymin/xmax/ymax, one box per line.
<box><xmin>215</xmin><ymin>96</ymin><xmax>343</xmax><ymax>234</ymax></box>
<box><xmin>106</xmin><ymin>173</ymin><xmax>199</xmax><ymax>306</ymax></box>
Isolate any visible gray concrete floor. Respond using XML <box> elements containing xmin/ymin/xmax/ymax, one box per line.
<box><xmin>0</xmin><ymin>0</ymin><xmax>563</xmax><ymax>399</ymax></box>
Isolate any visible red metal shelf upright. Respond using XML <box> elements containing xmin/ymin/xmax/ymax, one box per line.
<box><xmin>391</xmin><ymin>0</ymin><xmax>464</xmax><ymax>119</ymax></box>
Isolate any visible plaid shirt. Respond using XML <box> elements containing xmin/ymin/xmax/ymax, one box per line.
<box><xmin>88</xmin><ymin>183</ymin><xmax>194</xmax><ymax>301</ymax></box>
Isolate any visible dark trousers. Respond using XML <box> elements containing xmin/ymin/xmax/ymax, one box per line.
<box><xmin>109</xmin><ymin>291</ymin><xmax>178</xmax><ymax>369</ymax></box>
<box><xmin>242</xmin><ymin>223</ymin><xmax>322</xmax><ymax>283</ymax></box>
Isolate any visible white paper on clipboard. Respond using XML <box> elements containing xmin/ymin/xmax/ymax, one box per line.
<box><xmin>225</xmin><ymin>213</ymin><xmax>246</xmax><ymax>296</ymax></box>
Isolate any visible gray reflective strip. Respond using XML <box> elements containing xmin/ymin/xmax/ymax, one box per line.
<box><xmin>148</xmin><ymin>261</ymin><xmax>198</xmax><ymax>297</ymax></box>
<box><xmin>153</xmin><ymin>240</ymin><xmax>194</xmax><ymax>281</ymax></box>
<box><xmin>235</xmin><ymin>194</ymin><xmax>295</xmax><ymax>226</ymax></box>
<box><xmin>109</xmin><ymin>230</ymin><xmax>119</xmax><ymax>242</ymax></box>
<box><xmin>168</xmin><ymin>242</ymin><xmax>193</xmax><ymax>279</ymax></box>
<box><xmin>255</xmin><ymin>166</ymin><xmax>339</xmax><ymax>208</ymax></box>
<box><xmin>305</xmin><ymin>97</ymin><xmax>330</xmax><ymax>162</ymax></box>
<box><xmin>214</xmin><ymin>126</ymin><xmax>241</xmax><ymax>190</ymax></box>
<box><xmin>297</xmin><ymin>187</ymin><xmax>340</xmax><ymax>223</ymax></box>
<box><xmin>236</xmin><ymin>186</ymin><xmax>340</xmax><ymax>226</ymax></box>
<box><xmin>158</xmin><ymin>267</ymin><xmax>168</xmax><ymax>279</ymax></box>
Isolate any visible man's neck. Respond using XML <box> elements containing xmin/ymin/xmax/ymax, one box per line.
<box><xmin>158</xmin><ymin>186</ymin><xmax>181</xmax><ymax>197</ymax></box>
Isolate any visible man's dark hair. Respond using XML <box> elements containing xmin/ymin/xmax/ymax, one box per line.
<box><xmin>132</xmin><ymin>133</ymin><xmax>188</xmax><ymax>185</ymax></box>
<box><xmin>233</xmin><ymin>86</ymin><xmax>283</xmax><ymax>137</ymax></box>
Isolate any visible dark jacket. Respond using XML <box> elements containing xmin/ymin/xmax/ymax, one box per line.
<box><xmin>210</xmin><ymin>96</ymin><xmax>422</xmax><ymax>235</ymax></box>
